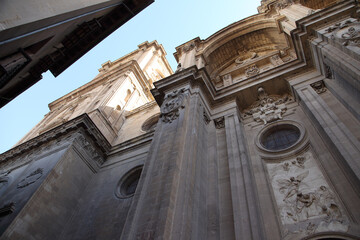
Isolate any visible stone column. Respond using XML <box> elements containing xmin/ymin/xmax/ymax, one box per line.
<box><xmin>121</xmin><ymin>82</ymin><xmax>209</xmax><ymax>239</ymax></box>
<box><xmin>224</xmin><ymin>113</ymin><xmax>263</xmax><ymax>240</ymax></box>
<box><xmin>296</xmin><ymin>85</ymin><xmax>360</xmax><ymax>187</ymax></box>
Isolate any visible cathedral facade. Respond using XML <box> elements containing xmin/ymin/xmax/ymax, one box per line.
<box><xmin>1</xmin><ymin>0</ymin><xmax>360</xmax><ymax>239</ymax></box>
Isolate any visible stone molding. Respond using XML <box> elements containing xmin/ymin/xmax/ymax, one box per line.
<box><xmin>0</xmin><ymin>114</ymin><xmax>111</xmax><ymax>164</ymax></box>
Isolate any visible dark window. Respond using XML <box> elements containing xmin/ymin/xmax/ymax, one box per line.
<box><xmin>118</xmin><ymin>167</ymin><xmax>142</xmax><ymax>198</ymax></box>
<box><xmin>261</xmin><ymin>124</ymin><xmax>300</xmax><ymax>151</ymax></box>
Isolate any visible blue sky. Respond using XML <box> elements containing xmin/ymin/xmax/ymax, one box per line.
<box><xmin>0</xmin><ymin>0</ymin><xmax>260</xmax><ymax>153</ymax></box>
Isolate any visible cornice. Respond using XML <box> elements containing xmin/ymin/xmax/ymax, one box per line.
<box><xmin>0</xmin><ymin>114</ymin><xmax>111</xmax><ymax>164</ymax></box>
<box><xmin>48</xmin><ymin>60</ymin><xmax>150</xmax><ymax>109</ymax></box>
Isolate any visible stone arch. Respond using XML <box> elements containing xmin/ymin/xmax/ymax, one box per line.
<box><xmin>201</xmin><ymin>18</ymin><xmax>289</xmax><ymax>79</ymax></box>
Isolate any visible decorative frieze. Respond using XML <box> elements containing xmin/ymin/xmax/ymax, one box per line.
<box><xmin>243</xmin><ymin>87</ymin><xmax>289</xmax><ymax>125</ymax></box>
<box><xmin>326</xmin><ymin>19</ymin><xmax>360</xmax><ymax>47</ymax></box>
<box><xmin>77</xmin><ymin>135</ymin><xmax>104</xmax><ymax>165</ymax></box>
<box><xmin>160</xmin><ymin>88</ymin><xmax>187</xmax><ymax>123</ymax></box>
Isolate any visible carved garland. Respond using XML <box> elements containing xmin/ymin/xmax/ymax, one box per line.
<box><xmin>160</xmin><ymin>88</ymin><xmax>187</xmax><ymax>123</ymax></box>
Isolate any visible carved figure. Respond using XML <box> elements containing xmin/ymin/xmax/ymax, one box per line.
<box><xmin>277</xmin><ymin>171</ymin><xmax>309</xmax><ymax>202</ymax></box>
<box><xmin>296</xmin><ymin>192</ymin><xmax>317</xmax><ymax>219</ymax></box>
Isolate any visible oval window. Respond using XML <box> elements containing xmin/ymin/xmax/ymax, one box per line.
<box><xmin>260</xmin><ymin>124</ymin><xmax>300</xmax><ymax>151</ymax></box>
<box><xmin>116</xmin><ymin>166</ymin><xmax>143</xmax><ymax>199</ymax></box>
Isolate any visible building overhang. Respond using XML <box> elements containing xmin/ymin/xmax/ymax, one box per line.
<box><xmin>0</xmin><ymin>0</ymin><xmax>154</xmax><ymax>108</ymax></box>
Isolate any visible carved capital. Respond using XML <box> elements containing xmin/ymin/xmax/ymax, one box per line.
<box><xmin>214</xmin><ymin>117</ymin><xmax>225</xmax><ymax>129</ymax></box>
<box><xmin>311</xmin><ymin>80</ymin><xmax>327</xmax><ymax>94</ymax></box>
<box><xmin>160</xmin><ymin>88</ymin><xmax>187</xmax><ymax>123</ymax></box>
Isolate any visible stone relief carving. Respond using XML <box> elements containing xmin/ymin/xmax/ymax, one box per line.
<box><xmin>214</xmin><ymin>117</ymin><xmax>225</xmax><ymax>129</ymax></box>
<box><xmin>160</xmin><ymin>88</ymin><xmax>187</xmax><ymax>123</ymax></box>
<box><xmin>222</xmin><ymin>74</ymin><xmax>232</xmax><ymax>86</ymax></box>
<box><xmin>235</xmin><ymin>51</ymin><xmax>258</xmax><ymax>66</ymax></box>
<box><xmin>17</xmin><ymin>168</ymin><xmax>43</xmax><ymax>188</ymax></box>
<box><xmin>270</xmin><ymin>54</ymin><xmax>284</xmax><ymax>66</ymax></box>
<box><xmin>310</xmin><ymin>80</ymin><xmax>327</xmax><ymax>94</ymax></box>
<box><xmin>243</xmin><ymin>87</ymin><xmax>289</xmax><ymax>124</ymax></box>
<box><xmin>266</xmin><ymin>151</ymin><xmax>348</xmax><ymax>237</ymax></box>
<box><xmin>182</xmin><ymin>42</ymin><xmax>196</xmax><ymax>52</ymax></box>
<box><xmin>324</xmin><ymin>64</ymin><xmax>333</xmax><ymax>79</ymax></box>
<box><xmin>326</xmin><ymin>19</ymin><xmax>360</xmax><ymax>47</ymax></box>
<box><xmin>203</xmin><ymin>110</ymin><xmax>211</xmax><ymax>125</ymax></box>
<box><xmin>245</xmin><ymin>64</ymin><xmax>260</xmax><ymax>77</ymax></box>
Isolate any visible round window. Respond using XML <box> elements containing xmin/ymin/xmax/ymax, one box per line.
<box><xmin>141</xmin><ymin>114</ymin><xmax>160</xmax><ymax>132</ymax></box>
<box><xmin>260</xmin><ymin>124</ymin><xmax>300</xmax><ymax>151</ymax></box>
<box><xmin>116</xmin><ymin>166</ymin><xmax>142</xmax><ymax>199</ymax></box>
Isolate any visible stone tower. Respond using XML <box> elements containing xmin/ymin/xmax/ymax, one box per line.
<box><xmin>1</xmin><ymin>0</ymin><xmax>360</xmax><ymax>239</ymax></box>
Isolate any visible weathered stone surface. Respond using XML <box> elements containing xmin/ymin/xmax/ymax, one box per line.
<box><xmin>1</xmin><ymin>1</ymin><xmax>360</xmax><ymax>239</ymax></box>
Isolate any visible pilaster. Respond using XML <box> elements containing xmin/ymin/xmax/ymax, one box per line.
<box><xmin>295</xmin><ymin>84</ymin><xmax>360</xmax><ymax>190</ymax></box>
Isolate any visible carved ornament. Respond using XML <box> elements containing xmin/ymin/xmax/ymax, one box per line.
<box><xmin>203</xmin><ymin>111</ymin><xmax>211</xmax><ymax>125</ymax></box>
<box><xmin>214</xmin><ymin>117</ymin><xmax>225</xmax><ymax>129</ymax></box>
<box><xmin>160</xmin><ymin>88</ymin><xmax>187</xmax><ymax>123</ymax></box>
<box><xmin>182</xmin><ymin>42</ymin><xmax>196</xmax><ymax>53</ymax></box>
<box><xmin>243</xmin><ymin>87</ymin><xmax>289</xmax><ymax>125</ymax></box>
<box><xmin>17</xmin><ymin>168</ymin><xmax>43</xmax><ymax>188</ymax></box>
<box><xmin>77</xmin><ymin>135</ymin><xmax>104</xmax><ymax>165</ymax></box>
<box><xmin>326</xmin><ymin>19</ymin><xmax>360</xmax><ymax>47</ymax></box>
<box><xmin>245</xmin><ymin>64</ymin><xmax>260</xmax><ymax>77</ymax></box>
<box><xmin>310</xmin><ymin>80</ymin><xmax>327</xmax><ymax>94</ymax></box>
